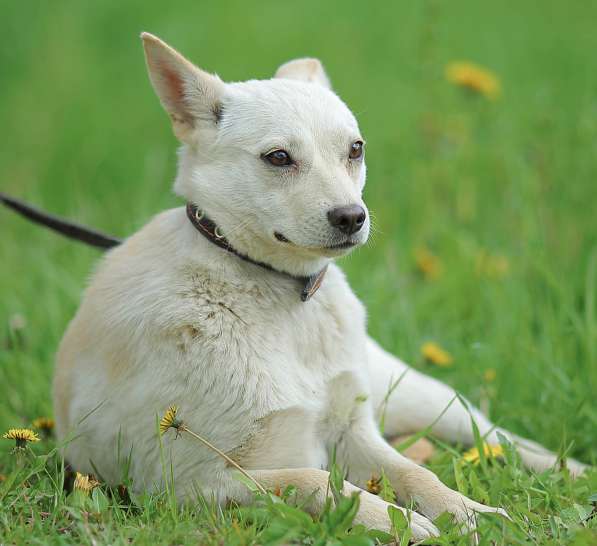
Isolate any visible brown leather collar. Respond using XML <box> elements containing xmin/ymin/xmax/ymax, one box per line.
<box><xmin>186</xmin><ymin>203</ymin><xmax>327</xmax><ymax>302</ymax></box>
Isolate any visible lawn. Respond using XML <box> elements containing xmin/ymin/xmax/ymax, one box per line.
<box><xmin>1</xmin><ymin>0</ymin><xmax>596</xmax><ymax>544</ymax></box>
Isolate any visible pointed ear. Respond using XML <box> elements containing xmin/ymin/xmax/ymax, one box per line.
<box><xmin>141</xmin><ymin>32</ymin><xmax>225</xmax><ymax>142</ymax></box>
<box><xmin>274</xmin><ymin>58</ymin><xmax>331</xmax><ymax>89</ymax></box>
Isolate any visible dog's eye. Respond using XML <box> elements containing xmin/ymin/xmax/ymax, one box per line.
<box><xmin>264</xmin><ymin>149</ymin><xmax>293</xmax><ymax>167</ymax></box>
<box><xmin>349</xmin><ymin>140</ymin><xmax>364</xmax><ymax>160</ymax></box>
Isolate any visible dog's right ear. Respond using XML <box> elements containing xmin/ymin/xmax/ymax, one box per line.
<box><xmin>274</xmin><ymin>58</ymin><xmax>331</xmax><ymax>89</ymax></box>
<box><xmin>141</xmin><ymin>32</ymin><xmax>225</xmax><ymax>143</ymax></box>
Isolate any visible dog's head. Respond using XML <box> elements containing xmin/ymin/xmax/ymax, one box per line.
<box><xmin>142</xmin><ymin>33</ymin><xmax>369</xmax><ymax>276</ymax></box>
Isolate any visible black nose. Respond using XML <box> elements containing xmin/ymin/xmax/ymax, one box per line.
<box><xmin>327</xmin><ymin>204</ymin><xmax>367</xmax><ymax>235</ymax></box>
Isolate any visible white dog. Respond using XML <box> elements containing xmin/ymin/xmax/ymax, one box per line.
<box><xmin>53</xmin><ymin>33</ymin><xmax>586</xmax><ymax>539</ymax></box>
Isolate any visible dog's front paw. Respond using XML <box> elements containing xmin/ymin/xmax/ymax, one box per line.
<box><xmin>357</xmin><ymin>490</ymin><xmax>439</xmax><ymax>540</ymax></box>
<box><xmin>415</xmin><ymin>486</ymin><xmax>509</xmax><ymax>531</ymax></box>
<box><xmin>399</xmin><ymin>507</ymin><xmax>441</xmax><ymax>541</ymax></box>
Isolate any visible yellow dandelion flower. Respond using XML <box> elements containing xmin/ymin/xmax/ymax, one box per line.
<box><xmin>446</xmin><ymin>61</ymin><xmax>501</xmax><ymax>100</ymax></box>
<box><xmin>421</xmin><ymin>342</ymin><xmax>453</xmax><ymax>367</ymax></box>
<box><xmin>32</xmin><ymin>417</ymin><xmax>55</xmax><ymax>435</ymax></box>
<box><xmin>463</xmin><ymin>444</ymin><xmax>504</xmax><ymax>464</ymax></box>
<box><xmin>73</xmin><ymin>472</ymin><xmax>100</xmax><ymax>495</ymax></box>
<box><xmin>3</xmin><ymin>428</ymin><xmax>40</xmax><ymax>448</ymax></box>
<box><xmin>414</xmin><ymin>246</ymin><xmax>443</xmax><ymax>280</ymax></box>
<box><xmin>475</xmin><ymin>251</ymin><xmax>510</xmax><ymax>279</ymax></box>
<box><xmin>159</xmin><ymin>405</ymin><xmax>182</xmax><ymax>435</ymax></box>
<box><xmin>484</xmin><ymin>368</ymin><xmax>497</xmax><ymax>382</ymax></box>
<box><xmin>366</xmin><ymin>475</ymin><xmax>382</xmax><ymax>495</ymax></box>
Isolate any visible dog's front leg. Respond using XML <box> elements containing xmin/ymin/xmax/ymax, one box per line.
<box><xmin>231</xmin><ymin>468</ymin><xmax>438</xmax><ymax>540</ymax></box>
<box><xmin>337</xmin><ymin>413</ymin><xmax>509</xmax><ymax>531</ymax></box>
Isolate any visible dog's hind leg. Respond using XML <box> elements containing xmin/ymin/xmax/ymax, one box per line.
<box><xmin>366</xmin><ymin>338</ymin><xmax>588</xmax><ymax>476</ymax></box>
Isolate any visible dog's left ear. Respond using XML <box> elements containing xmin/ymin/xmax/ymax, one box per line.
<box><xmin>141</xmin><ymin>32</ymin><xmax>225</xmax><ymax>143</ymax></box>
<box><xmin>274</xmin><ymin>58</ymin><xmax>331</xmax><ymax>89</ymax></box>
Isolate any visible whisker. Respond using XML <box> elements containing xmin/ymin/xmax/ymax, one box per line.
<box><xmin>223</xmin><ymin>218</ymin><xmax>252</xmax><ymax>238</ymax></box>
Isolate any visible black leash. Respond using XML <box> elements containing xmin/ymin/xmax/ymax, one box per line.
<box><xmin>0</xmin><ymin>193</ymin><xmax>327</xmax><ymax>301</ymax></box>
<box><xmin>0</xmin><ymin>192</ymin><xmax>121</xmax><ymax>249</ymax></box>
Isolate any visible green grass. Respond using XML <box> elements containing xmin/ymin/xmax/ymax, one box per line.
<box><xmin>1</xmin><ymin>0</ymin><xmax>596</xmax><ymax>543</ymax></box>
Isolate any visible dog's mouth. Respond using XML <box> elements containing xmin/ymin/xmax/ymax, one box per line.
<box><xmin>325</xmin><ymin>241</ymin><xmax>357</xmax><ymax>250</ymax></box>
<box><xmin>274</xmin><ymin>232</ymin><xmax>358</xmax><ymax>251</ymax></box>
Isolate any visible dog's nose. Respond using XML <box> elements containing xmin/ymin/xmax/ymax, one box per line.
<box><xmin>327</xmin><ymin>205</ymin><xmax>367</xmax><ymax>235</ymax></box>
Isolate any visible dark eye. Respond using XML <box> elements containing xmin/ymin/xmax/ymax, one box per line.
<box><xmin>264</xmin><ymin>149</ymin><xmax>293</xmax><ymax>167</ymax></box>
<box><xmin>349</xmin><ymin>140</ymin><xmax>364</xmax><ymax>160</ymax></box>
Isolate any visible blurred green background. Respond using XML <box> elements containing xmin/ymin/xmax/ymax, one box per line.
<box><xmin>1</xmin><ymin>0</ymin><xmax>596</xmax><ymax>466</ymax></box>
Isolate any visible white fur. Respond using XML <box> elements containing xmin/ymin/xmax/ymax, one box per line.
<box><xmin>53</xmin><ymin>33</ymin><xmax>587</xmax><ymax>539</ymax></box>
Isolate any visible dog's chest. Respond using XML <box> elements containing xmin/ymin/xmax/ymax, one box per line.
<box><xmin>185</xmin><ymin>267</ymin><xmax>371</xmax><ymax>468</ymax></box>
<box><xmin>179</xmin><ymin>264</ymin><xmax>369</xmax><ymax>421</ymax></box>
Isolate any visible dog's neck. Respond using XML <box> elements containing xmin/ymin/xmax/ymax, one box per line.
<box><xmin>175</xmin><ymin>154</ymin><xmax>332</xmax><ymax>280</ymax></box>
<box><xmin>227</xmin><ymin>228</ymin><xmax>332</xmax><ymax>279</ymax></box>
<box><xmin>186</xmin><ymin>203</ymin><xmax>329</xmax><ymax>301</ymax></box>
